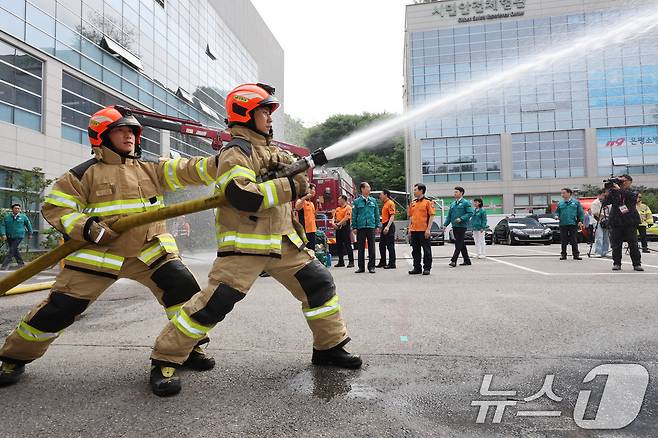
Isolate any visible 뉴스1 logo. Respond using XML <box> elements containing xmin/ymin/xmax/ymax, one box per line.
<box><xmin>471</xmin><ymin>363</ymin><xmax>649</xmax><ymax>429</ymax></box>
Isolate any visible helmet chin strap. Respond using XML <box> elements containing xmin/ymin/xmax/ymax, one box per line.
<box><xmin>245</xmin><ymin>108</ymin><xmax>273</xmax><ymax>138</ymax></box>
<box><xmin>230</xmin><ymin>120</ymin><xmax>272</xmax><ymax>139</ymax></box>
<box><xmin>102</xmin><ymin>141</ymin><xmax>142</xmax><ymax>160</ymax></box>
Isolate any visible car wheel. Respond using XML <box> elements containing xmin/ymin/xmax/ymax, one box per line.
<box><xmin>543</xmin><ymin>241</ymin><xmax>551</xmax><ymax>245</ymax></box>
<box><xmin>507</xmin><ymin>233</ymin><xmax>516</xmax><ymax>246</ymax></box>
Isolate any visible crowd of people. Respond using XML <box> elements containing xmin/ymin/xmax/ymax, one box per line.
<box><xmin>293</xmin><ymin>182</ymin><xmax>490</xmax><ymax>276</ymax></box>
<box><xmin>293</xmin><ymin>176</ymin><xmax>654</xmax><ymax>275</ymax></box>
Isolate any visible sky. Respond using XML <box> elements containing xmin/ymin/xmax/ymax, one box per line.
<box><xmin>251</xmin><ymin>0</ymin><xmax>412</xmax><ymax>127</ymax></box>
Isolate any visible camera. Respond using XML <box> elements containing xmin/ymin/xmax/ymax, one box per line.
<box><xmin>603</xmin><ymin>177</ymin><xmax>623</xmax><ymax>189</ymax></box>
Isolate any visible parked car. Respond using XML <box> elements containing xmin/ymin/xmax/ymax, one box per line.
<box><xmin>405</xmin><ymin>222</ymin><xmax>445</xmax><ymax>246</ymax></box>
<box><xmin>493</xmin><ymin>217</ymin><xmax>552</xmax><ymax>245</ymax></box>
<box><xmin>448</xmin><ymin>225</ymin><xmax>493</xmax><ymax>245</ymax></box>
<box><xmin>529</xmin><ymin>214</ymin><xmax>585</xmax><ymax>243</ymax></box>
<box><xmin>430</xmin><ymin>222</ymin><xmax>445</xmax><ymax>246</ymax></box>
<box><xmin>535</xmin><ymin>216</ymin><xmax>561</xmax><ymax>242</ymax></box>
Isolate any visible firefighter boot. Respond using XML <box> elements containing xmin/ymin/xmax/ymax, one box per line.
<box><xmin>0</xmin><ymin>362</ymin><xmax>25</xmax><ymax>387</ymax></box>
<box><xmin>150</xmin><ymin>365</ymin><xmax>181</xmax><ymax>397</ymax></box>
<box><xmin>312</xmin><ymin>344</ymin><xmax>362</xmax><ymax>369</ymax></box>
<box><xmin>181</xmin><ymin>346</ymin><xmax>216</xmax><ymax>371</ymax></box>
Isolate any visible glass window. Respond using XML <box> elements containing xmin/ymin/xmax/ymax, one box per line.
<box><xmin>512</xmin><ymin>130</ymin><xmax>585</xmax><ymax>180</ymax></box>
<box><xmin>26</xmin><ymin>3</ymin><xmax>55</xmax><ymax>35</ymax></box>
<box><xmin>25</xmin><ymin>25</ymin><xmax>55</xmax><ymax>55</ymax></box>
<box><xmin>0</xmin><ymin>39</ymin><xmax>43</xmax><ymax>131</ymax></box>
<box><xmin>1</xmin><ymin>5</ymin><xmax>25</xmax><ymax>38</ymax></box>
<box><xmin>422</xmin><ymin>134</ymin><xmax>501</xmax><ymax>181</ymax></box>
<box><xmin>596</xmin><ymin>125</ymin><xmax>658</xmax><ymax>175</ymax></box>
<box><xmin>60</xmin><ymin>72</ymin><xmax>158</xmax><ymax>157</ymax></box>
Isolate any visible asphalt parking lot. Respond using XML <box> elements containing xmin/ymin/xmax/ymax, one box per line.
<box><xmin>0</xmin><ymin>241</ymin><xmax>656</xmax><ymax>437</ymax></box>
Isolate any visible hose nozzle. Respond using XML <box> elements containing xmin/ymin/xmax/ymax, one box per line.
<box><xmin>273</xmin><ymin>148</ymin><xmax>328</xmax><ymax>179</ymax></box>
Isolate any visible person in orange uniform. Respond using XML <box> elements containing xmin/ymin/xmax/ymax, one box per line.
<box><xmin>295</xmin><ymin>183</ymin><xmax>317</xmax><ymax>250</ymax></box>
<box><xmin>407</xmin><ymin>183</ymin><xmax>436</xmax><ymax>275</ymax></box>
<box><xmin>377</xmin><ymin>189</ymin><xmax>397</xmax><ymax>269</ymax></box>
<box><xmin>332</xmin><ymin>195</ymin><xmax>354</xmax><ymax>267</ymax></box>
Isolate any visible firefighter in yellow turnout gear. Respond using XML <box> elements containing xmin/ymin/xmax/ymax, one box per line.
<box><xmin>0</xmin><ymin>106</ymin><xmax>219</xmax><ymax>386</ymax></box>
<box><xmin>149</xmin><ymin>83</ymin><xmax>362</xmax><ymax>396</ymax></box>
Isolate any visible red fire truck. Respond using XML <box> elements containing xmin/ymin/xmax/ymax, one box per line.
<box><xmin>272</xmin><ymin>141</ymin><xmax>356</xmax><ymax>247</ymax></box>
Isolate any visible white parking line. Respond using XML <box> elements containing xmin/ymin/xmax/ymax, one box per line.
<box><xmin>402</xmin><ymin>251</ymin><xmax>414</xmax><ymax>268</ymax></box>
<box><xmin>554</xmin><ymin>272</ymin><xmax>658</xmax><ymax>276</ymax></box>
<box><xmin>487</xmin><ymin>257</ymin><xmax>658</xmax><ymax>276</ymax></box>
<box><xmin>514</xmin><ymin>247</ymin><xmax>558</xmax><ymax>256</ymax></box>
<box><xmin>487</xmin><ymin>257</ymin><xmax>550</xmax><ymax>276</ymax></box>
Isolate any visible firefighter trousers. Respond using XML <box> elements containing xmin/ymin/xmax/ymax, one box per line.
<box><xmin>150</xmin><ymin>238</ymin><xmax>350</xmax><ymax>366</ymax></box>
<box><xmin>0</xmin><ymin>253</ymin><xmax>205</xmax><ymax>364</ymax></box>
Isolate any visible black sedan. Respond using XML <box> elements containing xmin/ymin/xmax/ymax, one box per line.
<box><xmin>430</xmin><ymin>222</ymin><xmax>445</xmax><ymax>246</ymax></box>
<box><xmin>405</xmin><ymin>222</ymin><xmax>445</xmax><ymax>246</ymax></box>
<box><xmin>493</xmin><ymin>217</ymin><xmax>552</xmax><ymax>245</ymax></box>
<box><xmin>536</xmin><ymin>217</ymin><xmax>561</xmax><ymax>243</ymax></box>
<box><xmin>529</xmin><ymin>214</ymin><xmax>585</xmax><ymax>243</ymax></box>
<box><xmin>448</xmin><ymin>225</ymin><xmax>493</xmax><ymax>245</ymax></box>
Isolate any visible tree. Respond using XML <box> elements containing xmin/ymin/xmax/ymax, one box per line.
<box><xmin>305</xmin><ymin>113</ymin><xmax>392</xmax><ymax>158</ymax></box>
<box><xmin>282</xmin><ymin>113</ymin><xmax>308</xmax><ymax>147</ymax></box>
<box><xmin>303</xmin><ymin>113</ymin><xmax>405</xmax><ymax>192</ymax></box>
<box><xmin>579</xmin><ymin>184</ymin><xmax>601</xmax><ymax>197</ymax></box>
<box><xmin>14</xmin><ymin>167</ymin><xmax>54</xmax><ymax>214</ymax></box>
<box><xmin>581</xmin><ymin>183</ymin><xmax>658</xmax><ymax>213</ymax></box>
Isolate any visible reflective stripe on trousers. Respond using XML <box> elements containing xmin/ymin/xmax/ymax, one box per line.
<box><xmin>302</xmin><ymin>295</ymin><xmax>340</xmax><ymax>321</ymax></box>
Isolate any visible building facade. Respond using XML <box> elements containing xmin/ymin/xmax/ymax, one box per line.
<box><xmin>404</xmin><ymin>0</ymin><xmax>658</xmax><ymax>213</ymax></box>
<box><xmin>0</xmin><ymin>0</ymin><xmax>283</xmax><ymax>213</ymax></box>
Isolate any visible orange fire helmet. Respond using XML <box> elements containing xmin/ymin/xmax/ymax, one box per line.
<box><xmin>225</xmin><ymin>83</ymin><xmax>280</xmax><ymax>125</ymax></box>
<box><xmin>87</xmin><ymin>106</ymin><xmax>142</xmax><ymax>148</ymax></box>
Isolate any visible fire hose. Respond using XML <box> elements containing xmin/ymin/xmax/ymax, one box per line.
<box><xmin>0</xmin><ymin>149</ymin><xmax>327</xmax><ymax>297</ymax></box>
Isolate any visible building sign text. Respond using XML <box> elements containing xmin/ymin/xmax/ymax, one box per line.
<box><xmin>432</xmin><ymin>0</ymin><xmax>526</xmax><ymax>22</ymax></box>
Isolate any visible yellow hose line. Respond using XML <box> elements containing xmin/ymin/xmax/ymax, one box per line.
<box><xmin>0</xmin><ymin>192</ymin><xmax>227</xmax><ymax>296</ymax></box>
<box><xmin>3</xmin><ymin>281</ymin><xmax>55</xmax><ymax>296</ymax></box>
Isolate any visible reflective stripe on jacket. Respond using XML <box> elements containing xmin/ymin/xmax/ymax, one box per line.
<box><xmin>42</xmin><ymin>146</ymin><xmax>218</xmax><ymax>274</ymax></box>
<box><xmin>214</xmin><ymin>125</ymin><xmax>306</xmax><ymax>257</ymax></box>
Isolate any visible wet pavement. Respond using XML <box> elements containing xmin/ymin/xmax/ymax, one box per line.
<box><xmin>0</xmin><ymin>243</ymin><xmax>657</xmax><ymax>437</ymax></box>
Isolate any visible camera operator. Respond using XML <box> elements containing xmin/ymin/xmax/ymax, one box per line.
<box><xmin>602</xmin><ymin>174</ymin><xmax>643</xmax><ymax>271</ymax></box>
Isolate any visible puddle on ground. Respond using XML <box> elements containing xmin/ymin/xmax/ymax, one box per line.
<box><xmin>288</xmin><ymin>366</ymin><xmax>379</xmax><ymax>401</ymax></box>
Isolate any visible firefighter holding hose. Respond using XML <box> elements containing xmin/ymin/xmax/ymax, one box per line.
<box><xmin>149</xmin><ymin>83</ymin><xmax>362</xmax><ymax>396</ymax></box>
<box><xmin>0</xmin><ymin>106</ymin><xmax>219</xmax><ymax>386</ymax></box>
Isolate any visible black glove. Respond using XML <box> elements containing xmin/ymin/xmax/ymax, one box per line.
<box><xmin>85</xmin><ymin>217</ymin><xmax>120</xmax><ymax>245</ymax></box>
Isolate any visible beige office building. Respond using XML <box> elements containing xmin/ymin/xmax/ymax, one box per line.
<box><xmin>404</xmin><ymin>0</ymin><xmax>658</xmax><ymax>213</ymax></box>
